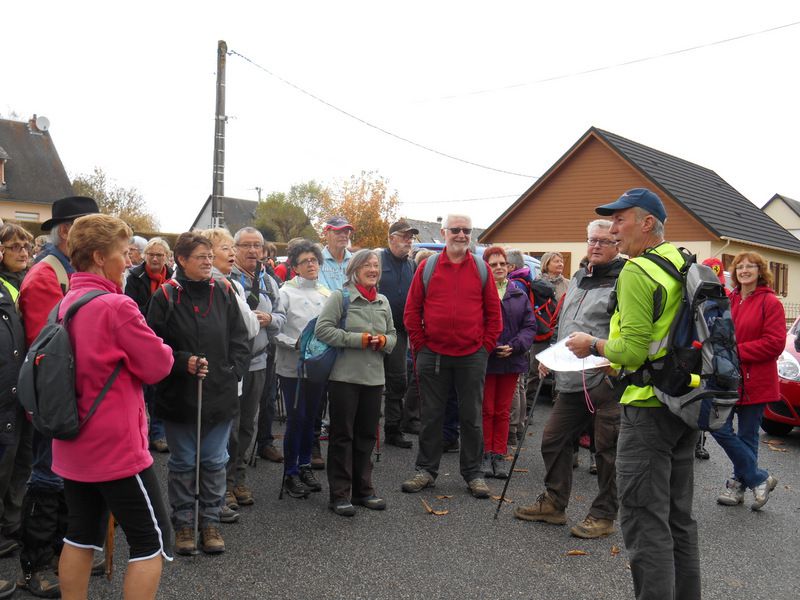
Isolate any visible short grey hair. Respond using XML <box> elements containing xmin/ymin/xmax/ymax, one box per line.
<box><xmin>144</xmin><ymin>236</ymin><xmax>170</xmax><ymax>254</ymax></box>
<box><xmin>442</xmin><ymin>214</ymin><xmax>472</xmax><ymax>229</ymax></box>
<box><xmin>129</xmin><ymin>235</ymin><xmax>147</xmax><ymax>251</ymax></box>
<box><xmin>287</xmin><ymin>239</ymin><xmax>323</xmax><ymax>268</ymax></box>
<box><xmin>506</xmin><ymin>249</ymin><xmax>525</xmax><ymax>270</ymax></box>
<box><xmin>345</xmin><ymin>248</ymin><xmax>381</xmax><ymax>286</ymax></box>
<box><xmin>233</xmin><ymin>227</ymin><xmax>264</xmax><ymax>244</ymax></box>
<box><xmin>633</xmin><ymin>207</ymin><xmax>665</xmax><ymax>237</ymax></box>
<box><xmin>586</xmin><ymin>219</ymin><xmax>613</xmax><ymax>237</ymax></box>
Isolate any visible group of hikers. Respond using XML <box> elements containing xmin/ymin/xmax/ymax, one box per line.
<box><xmin>0</xmin><ymin>187</ymin><xmax>787</xmax><ymax>599</ymax></box>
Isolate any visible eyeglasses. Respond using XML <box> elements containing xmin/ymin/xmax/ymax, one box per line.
<box><xmin>297</xmin><ymin>257</ymin><xmax>319</xmax><ymax>266</ymax></box>
<box><xmin>145</xmin><ymin>252</ymin><xmax>166</xmax><ymax>259</ymax></box>
<box><xmin>236</xmin><ymin>243</ymin><xmax>263</xmax><ymax>250</ymax></box>
<box><xmin>447</xmin><ymin>227</ymin><xmax>472</xmax><ymax>235</ymax></box>
<box><xmin>488</xmin><ymin>262</ymin><xmax>507</xmax><ymax>268</ymax></box>
<box><xmin>587</xmin><ymin>238</ymin><xmax>618</xmax><ymax>247</ymax></box>
<box><xmin>188</xmin><ymin>254</ymin><xmax>214</xmax><ymax>262</ymax></box>
<box><xmin>735</xmin><ymin>263</ymin><xmax>758</xmax><ymax>271</ymax></box>
<box><xmin>4</xmin><ymin>243</ymin><xmax>32</xmax><ymax>253</ymax></box>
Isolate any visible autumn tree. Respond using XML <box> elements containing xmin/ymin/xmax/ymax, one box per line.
<box><xmin>319</xmin><ymin>171</ymin><xmax>400</xmax><ymax>249</ymax></box>
<box><xmin>254</xmin><ymin>192</ymin><xmax>317</xmax><ymax>242</ymax></box>
<box><xmin>72</xmin><ymin>167</ymin><xmax>159</xmax><ymax>232</ymax></box>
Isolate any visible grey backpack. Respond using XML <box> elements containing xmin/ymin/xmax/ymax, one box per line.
<box><xmin>18</xmin><ymin>291</ymin><xmax>122</xmax><ymax>440</ymax></box>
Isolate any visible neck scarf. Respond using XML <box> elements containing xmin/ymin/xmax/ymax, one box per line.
<box><xmin>356</xmin><ymin>283</ymin><xmax>377</xmax><ymax>302</ymax></box>
<box><xmin>145</xmin><ymin>264</ymin><xmax>168</xmax><ymax>294</ymax></box>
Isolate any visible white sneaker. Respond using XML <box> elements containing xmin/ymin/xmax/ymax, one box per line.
<box><xmin>751</xmin><ymin>475</ymin><xmax>777</xmax><ymax>511</ymax></box>
<box><xmin>717</xmin><ymin>479</ymin><xmax>744</xmax><ymax>506</ymax></box>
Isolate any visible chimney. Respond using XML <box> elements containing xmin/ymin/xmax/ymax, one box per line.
<box><xmin>436</xmin><ymin>216</ymin><xmax>442</xmax><ymax>223</ymax></box>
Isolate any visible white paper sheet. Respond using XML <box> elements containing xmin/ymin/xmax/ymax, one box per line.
<box><xmin>536</xmin><ymin>337</ymin><xmax>610</xmax><ymax>372</ymax></box>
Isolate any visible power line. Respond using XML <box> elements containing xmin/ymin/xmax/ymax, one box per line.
<box><xmin>402</xmin><ymin>193</ymin><xmax>518</xmax><ymax>205</ymax></box>
<box><xmin>425</xmin><ymin>19</ymin><xmax>800</xmax><ymax>101</ymax></box>
<box><xmin>227</xmin><ymin>49</ymin><xmax>536</xmax><ymax>179</ymax></box>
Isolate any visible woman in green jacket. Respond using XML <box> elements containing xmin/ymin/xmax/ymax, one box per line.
<box><xmin>315</xmin><ymin>249</ymin><xmax>397</xmax><ymax>516</ymax></box>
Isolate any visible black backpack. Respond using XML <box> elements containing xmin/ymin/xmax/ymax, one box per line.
<box><xmin>18</xmin><ymin>291</ymin><xmax>122</xmax><ymax>440</ymax></box>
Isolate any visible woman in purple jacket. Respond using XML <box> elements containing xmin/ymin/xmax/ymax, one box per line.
<box><xmin>482</xmin><ymin>247</ymin><xmax>536</xmax><ymax>479</ymax></box>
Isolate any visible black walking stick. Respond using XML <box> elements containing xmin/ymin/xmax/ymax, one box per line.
<box><xmin>493</xmin><ymin>378</ymin><xmax>545</xmax><ymax>520</ymax></box>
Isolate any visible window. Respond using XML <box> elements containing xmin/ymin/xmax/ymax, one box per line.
<box><xmin>14</xmin><ymin>211</ymin><xmax>39</xmax><ymax>222</ymax></box>
<box><xmin>721</xmin><ymin>254</ymin><xmax>735</xmax><ymax>271</ymax></box>
<box><xmin>769</xmin><ymin>261</ymin><xmax>789</xmax><ymax>297</ymax></box>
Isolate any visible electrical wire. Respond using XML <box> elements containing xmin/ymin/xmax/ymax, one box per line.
<box><xmin>402</xmin><ymin>194</ymin><xmax>518</xmax><ymax>205</ymax></box>
<box><xmin>227</xmin><ymin>49</ymin><xmax>536</xmax><ymax>179</ymax></box>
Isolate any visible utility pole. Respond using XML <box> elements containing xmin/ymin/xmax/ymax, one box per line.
<box><xmin>211</xmin><ymin>40</ymin><xmax>227</xmax><ymax>228</ymax></box>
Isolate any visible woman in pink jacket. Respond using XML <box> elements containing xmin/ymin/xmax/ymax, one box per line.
<box><xmin>712</xmin><ymin>251</ymin><xmax>785</xmax><ymax>511</ymax></box>
<box><xmin>52</xmin><ymin>215</ymin><xmax>174</xmax><ymax>600</ymax></box>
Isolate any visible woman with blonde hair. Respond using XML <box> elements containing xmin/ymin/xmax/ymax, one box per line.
<box><xmin>713</xmin><ymin>251</ymin><xmax>784</xmax><ymax>510</ymax></box>
<box><xmin>538</xmin><ymin>251</ymin><xmax>569</xmax><ymax>300</ymax></box>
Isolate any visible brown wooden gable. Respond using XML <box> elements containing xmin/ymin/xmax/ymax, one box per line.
<box><xmin>481</xmin><ymin>132</ymin><xmax>716</xmax><ymax>244</ymax></box>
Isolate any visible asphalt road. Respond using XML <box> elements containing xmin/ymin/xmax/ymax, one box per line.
<box><xmin>2</xmin><ymin>401</ymin><xmax>798</xmax><ymax>599</ymax></box>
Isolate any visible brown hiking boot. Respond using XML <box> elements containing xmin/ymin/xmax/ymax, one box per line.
<box><xmin>174</xmin><ymin>526</ymin><xmax>196</xmax><ymax>556</ymax></box>
<box><xmin>259</xmin><ymin>445</ymin><xmax>284</xmax><ymax>463</ymax></box>
<box><xmin>467</xmin><ymin>478</ymin><xmax>491</xmax><ymax>499</ymax></box>
<box><xmin>225</xmin><ymin>490</ymin><xmax>239</xmax><ymax>510</ymax></box>
<box><xmin>401</xmin><ymin>471</ymin><xmax>435</xmax><ymax>493</ymax></box>
<box><xmin>233</xmin><ymin>484</ymin><xmax>255</xmax><ymax>506</ymax></box>
<box><xmin>513</xmin><ymin>492</ymin><xmax>567</xmax><ymax>525</ymax></box>
<box><xmin>310</xmin><ymin>443</ymin><xmax>325</xmax><ymax>470</ymax></box>
<box><xmin>201</xmin><ymin>525</ymin><xmax>225</xmax><ymax>554</ymax></box>
<box><xmin>23</xmin><ymin>568</ymin><xmax>60</xmax><ymax>598</ymax></box>
<box><xmin>570</xmin><ymin>515</ymin><xmax>616</xmax><ymax>539</ymax></box>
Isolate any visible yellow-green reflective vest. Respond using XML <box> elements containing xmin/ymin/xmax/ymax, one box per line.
<box><xmin>0</xmin><ymin>277</ymin><xmax>18</xmax><ymax>306</ymax></box>
<box><xmin>609</xmin><ymin>244</ymin><xmax>684</xmax><ymax>407</ymax></box>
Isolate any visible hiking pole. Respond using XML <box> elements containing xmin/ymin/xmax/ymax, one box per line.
<box><xmin>494</xmin><ymin>378</ymin><xmax>545</xmax><ymax>520</ymax></box>
<box><xmin>192</xmin><ymin>353</ymin><xmax>206</xmax><ymax>555</ymax></box>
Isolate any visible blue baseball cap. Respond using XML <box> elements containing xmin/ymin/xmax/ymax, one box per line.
<box><xmin>595</xmin><ymin>188</ymin><xmax>667</xmax><ymax>223</ymax></box>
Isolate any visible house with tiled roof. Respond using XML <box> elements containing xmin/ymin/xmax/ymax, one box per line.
<box><xmin>762</xmin><ymin>194</ymin><xmax>800</xmax><ymax>240</ymax></box>
<box><xmin>190</xmin><ymin>196</ymin><xmax>259</xmax><ymax>234</ymax></box>
<box><xmin>405</xmin><ymin>217</ymin><xmax>485</xmax><ymax>244</ymax></box>
<box><xmin>0</xmin><ymin>116</ymin><xmax>72</xmax><ymax>225</ymax></box>
<box><xmin>479</xmin><ymin>127</ymin><xmax>800</xmax><ymax>304</ymax></box>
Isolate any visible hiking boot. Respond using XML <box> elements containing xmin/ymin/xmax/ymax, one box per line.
<box><xmin>385</xmin><ymin>431</ymin><xmax>412</xmax><ymax>449</ymax></box>
<box><xmin>329</xmin><ymin>500</ymin><xmax>356</xmax><ymax>517</ymax></box>
<box><xmin>467</xmin><ymin>478</ymin><xmax>490</xmax><ymax>499</ymax></box>
<box><xmin>751</xmin><ymin>475</ymin><xmax>778</xmax><ymax>511</ymax></box>
<box><xmin>200</xmin><ymin>525</ymin><xmax>225</xmax><ymax>554</ymax></box>
<box><xmin>283</xmin><ymin>475</ymin><xmax>311</xmax><ymax>499</ymax></box>
<box><xmin>492</xmin><ymin>454</ymin><xmax>509</xmax><ymax>479</ymax></box>
<box><xmin>482</xmin><ymin>453</ymin><xmax>494</xmax><ymax>478</ymax></box>
<box><xmin>0</xmin><ymin>578</ymin><xmax>15</xmax><ymax>599</ymax></box>
<box><xmin>507</xmin><ymin>431</ymin><xmax>517</xmax><ymax>448</ymax></box>
<box><xmin>717</xmin><ymin>479</ymin><xmax>745</xmax><ymax>506</ymax></box>
<box><xmin>352</xmin><ymin>495</ymin><xmax>386</xmax><ymax>510</ymax></box>
<box><xmin>695</xmin><ymin>433</ymin><xmax>710</xmax><ymax>460</ymax></box>
<box><xmin>233</xmin><ymin>484</ymin><xmax>255</xmax><ymax>506</ymax></box>
<box><xmin>220</xmin><ymin>505</ymin><xmax>240</xmax><ymax>523</ymax></box>
<box><xmin>174</xmin><ymin>526</ymin><xmax>196</xmax><ymax>555</ymax></box>
<box><xmin>442</xmin><ymin>438</ymin><xmax>459</xmax><ymax>453</ymax></box>
<box><xmin>401</xmin><ymin>471</ymin><xmax>435</xmax><ymax>493</ymax></box>
<box><xmin>311</xmin><ymin>443</ymin><xmax>325</xmax><ymax>470</ymax></box>
<box><xmin>259</xmin><ymin>445</ymin><xmax>284</xmax><ymax>463</ymax></box>
<box><xmin>589</xmin><ymin>452</ymin><xmax>597</xmax><ymax>475</ymax></box>
<box><xmin>570</xmin><ymin>515</ymin><xmax>616</xmax><ymax>539</ymax></box>
<box><xmin>299</xmin><ymin>465</ymin><xmax>322</xmax><ymax>492</ymax></box>
<box><xmin>149</xmin><ymin>438</ymin><xmax>169</xmax><ymax>453</ymax></box>
<box><xmin>513</xmin><ymin>492</ymin><xmax>567</xmax><ymax>525</ymax></box>
<box><xmin>0</xmin><ymin>534</ymin><xmax>19</xmax><ymax>557</ymax></box>
<box><xmin>25</xmin><ymin>568</ymin><xmax>60</xmax><ymax>598</ymax></box>
<box><xmin>225</xmin><ymin>490</ymin><xmax>239</xmax><ymax>511</ymax></box>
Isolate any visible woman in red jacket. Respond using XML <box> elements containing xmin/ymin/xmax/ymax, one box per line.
<box><xmin>712</xmin><ymin>251</ymin><xmax>785</xmax><ymax>511</ymax></box>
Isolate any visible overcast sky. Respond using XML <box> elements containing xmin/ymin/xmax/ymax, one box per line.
<box><xmin>3</xmin><ymin>1</ymin><xmax>799</xmax><ymax>233</ymax></box>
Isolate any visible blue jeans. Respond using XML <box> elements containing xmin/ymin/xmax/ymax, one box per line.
<box><xmin>144</xmin><ymin>384</ymin><xmax>165</xmax><ymax>442</ymax></box>
<box><xmin>29</xmin><ymin>430</ymin><xmax>62</xmax><ymax>492</ymax></box>
<box><xmin>280</xmin><ymin>377</ymin><xmax>326</xmax><ymax>476</ymax></box>
<box><xmin>710</xmin><ymin>403</ymin><xmax>768</xmax><ymax>489</ymax></box>
<box><xmin>164</xmin><ymin>419</ymin><xmax>232</xmax><ymax>527</ymax></box>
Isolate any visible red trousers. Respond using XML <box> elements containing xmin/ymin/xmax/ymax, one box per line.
<box><xmin>482</xmin><ymin>373</ymin><xmax>519</xmax><ymax>455</ymax></box>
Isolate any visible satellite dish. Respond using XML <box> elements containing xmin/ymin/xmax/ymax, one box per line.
<box><xmin>35</xmin><ymin>115</ymin><xmax>50</xmax><ymax>132</ymax></box>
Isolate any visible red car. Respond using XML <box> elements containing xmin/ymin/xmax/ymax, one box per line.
<box><xmin>763</xmin><ymin>316</ymin><xmax>800</xmax><ymax>436</ymax></box>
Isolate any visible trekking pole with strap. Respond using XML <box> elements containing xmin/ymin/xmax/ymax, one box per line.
<box><xmin>192</xmin><ymin>353</ymin><xmax>206</xmax><ymax>554</ymax></box>
<box><xmin>494</xmin><ymin>378</ymin><xmax>545</xmax><ymax>520</ymax></box>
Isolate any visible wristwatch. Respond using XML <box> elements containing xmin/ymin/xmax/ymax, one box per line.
<box><xmin>589</xmin><ymin>337</ymin><xmax>600</xmax><ymax>357</ymax></box>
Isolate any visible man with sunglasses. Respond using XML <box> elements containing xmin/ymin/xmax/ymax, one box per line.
<box><xmin>378</xmin><ymin>220</ymin><xmax>419</xmax><ymax>449</ymax></box>
<box><xmin>515</xmin><ymin>219</ymin><xmax>625</xmax><ymax>539</ymax></box>
<box><xmin>402</xmin><ymin>214</ymin><xmax>502</xmax><ymax>499</ymax></box>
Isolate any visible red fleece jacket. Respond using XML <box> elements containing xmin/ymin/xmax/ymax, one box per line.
<box><xmin>404</xmin><ymin>252</ymin><xmax>502</xmax><ymax>356</ymax></box>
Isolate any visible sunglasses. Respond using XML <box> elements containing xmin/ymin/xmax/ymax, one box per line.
<box><xmin>447</xmin><ymin>227</ymin><xmax>472</xmax><ymax>235</ymax></box>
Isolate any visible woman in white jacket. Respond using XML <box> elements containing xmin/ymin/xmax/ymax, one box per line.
<box><xmin>274</xmin><ymin>240</ymin><xmax>331</xmax><ymax>498</ymax></box>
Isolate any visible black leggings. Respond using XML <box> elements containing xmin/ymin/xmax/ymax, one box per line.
<box><xmin>63</xmin><ymin>466</ymin><xmax>172</xmax><ymax>561</ymax></box>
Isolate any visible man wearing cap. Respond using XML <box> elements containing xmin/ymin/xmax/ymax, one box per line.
<box><xmin>565</xmin><ymin>188</ymin><xmax>700</xmax><ymax>600</ymax></box>
<box><xmin>18</xmin><ymin>196</ymin><xmax>100</xmax><ymax>597</ymax></box>
<box><xmin>378</xmin><ymin>220</ymin><xmax>419</xmax><ymax>449</ymax></box>
<box><xmin>318</xmin><ymin>217</ymin><xmax>354</xmax><ymax>293</ymax></box>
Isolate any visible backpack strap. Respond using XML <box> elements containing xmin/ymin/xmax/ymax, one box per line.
<box><xmin>41</xmin><ymin>255</ymin><xmax>69</xmax><ymax>295</ymax></box>
<box><xmin>339</xmin><ymin>288</ymin><xmax>350</xmax><ymax>328</ymax></box>
<box><xmin>61</xmin><ymin>290</ymin><xmax>110</xmax><ymax>324</ymax></box>
<box><xmin>79</xmin><ymin>361</ymin><xmax>123</xmax><ymax>428</ymax></box>
<box><xmin>160</xmin><ymin>280</ymin><xmax>179</xmax><ymax>322</ymax></box>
